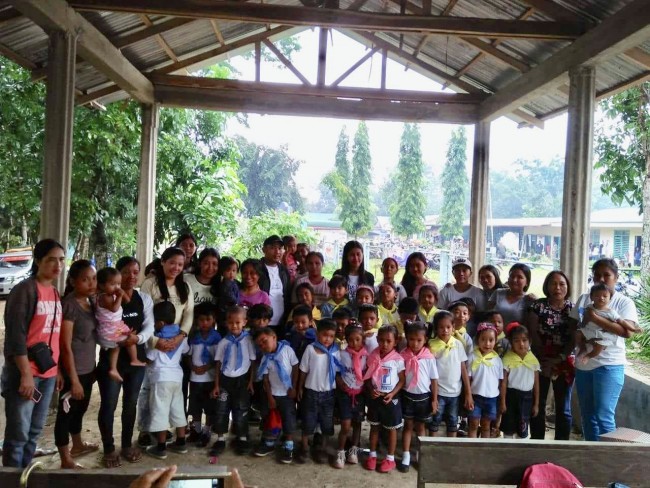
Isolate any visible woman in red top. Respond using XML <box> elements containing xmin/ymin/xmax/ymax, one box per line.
<box><xmin>1</xmin><ymin>238</ymin><xmax>65</xmax><ymax>467</ymax></box>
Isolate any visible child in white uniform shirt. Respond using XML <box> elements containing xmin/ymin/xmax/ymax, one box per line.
<box><xmin>500</xmin><ymin>325</ymin><xmax>540</xmax><ymax>439</ymax></box>
<box><xmin>359</xmin><ymin>304</ymin><xmax>380</xmax><ymax>353</ymax></box>
<box><xmin>254</xmin><ymin>327</ymin><xmax>299</xmax><ymax>464</ymax></box>
<box><xmin>297</xmin><ymin>319</ymin><xmax>341</xmax><ymax>464</ymax></box>
<box><xmin>334</xmin><ymin>324</ymin><xmax>368</xmax><ymax>468</ymax></box>
<box><xmin>145</xmin><ymin>302</ymin><xmax>190</xmax><ymax>460</ymax></box>
<box><xmin>428</xmin><ymin>311</ymin><xmax>473</xmax><ymax>437</ymax></box>
<box><xmin>211</xmin><ymin>306</ymin><xmax>256</xmax><ymax>456</ymax></box>
<box><xmin>187</xmin><ymin>303</ymin><xmax>221</xmax><ymax>447</ymax></box>
<box><xmin>468</xmin><ymin>323</ymin><xmax>503</xmax><ymax>439</ymax></box>
<box><xmin>363</xmin><ymin>325</ymin><xmax>405</xmax><ymax>474</ymax></box>
<box><xmin>400</xmin><ymin>322</ymin><xmax>438</xmax><ymax>473</ymax></box>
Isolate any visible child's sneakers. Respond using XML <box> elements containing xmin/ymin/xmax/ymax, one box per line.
<box><xmin>294</xmin><ymin>447</ymin><xmax>307</xmax><ymax>464</ymax></box>
<box><xmin>333</xmin><ymin>450</ymin><xmax>345</xmax><ymax>469</ymax></box>
<box><xmin>145</xmin><ymin>445</ymin><xmax>167</xmax><ymax>460</ymax></box>
<box><xmin>397</xmin><ymin>461</ymin><xmax>410</xmax><ymax>473</ymax></box>
<box><xmin>280</xmin><ymin>447</ymin><xmax>293</xmax><ymax>464</ymax></box>
<box><xmin>346</xmin><ymin>446</ymin><xmax>359</xmax><ymax>464</ymax></box>
<box><xmin>167</xmin><ymin>440</ymin><xmax>188</xmax><ymax>454</ymax></box>
<box><xmin>199</xmin><ymin>432</ymin><xmax>211</xmax><ymax>447</ymax></box>
<box><xmin>379</xmin><ymin>458</ymin><xmax>397</xmax><ymax>473</ymax></box>
<box><xmin>209</xmin><ymin>440</ymin><xmax>226</xmax><ymax>456</ymax></box>
<box><xmin>187</xmin><ymin>430</ymin><xmax>201</xmax><ymax>443</ymax></box>
<box><xmin>254</xmin><ymin>442</ymin><xmax>275</xmax><ymax>457</ymax></box>
<box><xmin>364</xmin><ymin>455</ymin><xmax>377</xmax><ymax>471</ymax></box>
<box><xmin>235</xmin><ymin>438</ymin><xmax>251</xmax><ymax>455</ymax></box>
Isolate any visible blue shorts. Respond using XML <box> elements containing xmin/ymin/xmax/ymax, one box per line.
<box><xmin>430</xmin><ymin>395</ymin><xmax>460</xmax><ymax>433</ymax></box>
<box><xmin>335</xmin><ymin>388</ymin><xmax>365</xmax><ymax>423</ymax></box>
<box><xmin>301</xmin><ymin>388</ymin><xmax>335</xmax><ymax>436</ymax></box>
<box><xmin>367</xmin><ymin>394</ymin><xmax>403</xmax><ymax>430</ymax></box>
<box><xmin>402</xmin><ymin>392</ymin><xmax>433</xmax><ymax>423</ymax></box>
<box><xmin>471</xmin><ymin>394</ymin><xmax>498</xmax><ymax>421</ymax></box>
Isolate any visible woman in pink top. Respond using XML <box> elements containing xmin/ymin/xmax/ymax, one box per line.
<box><xmin>238</xmin><ymin>259</ymin><xmax>271</xmax><ymax>309</ymax></box>
<box><xmin>2</xmin><ymin>238</ymin><xmax>65</xmax><ymax>467</ymax></box>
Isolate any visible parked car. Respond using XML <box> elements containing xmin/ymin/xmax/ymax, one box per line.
<box><xmin>0</xmin><ymin>250</ymin><xmax>33</xmax><ymax>296</ymax></box>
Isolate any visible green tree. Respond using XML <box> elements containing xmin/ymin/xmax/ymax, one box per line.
<box><xmin>595</xmin><ymin>83</ymin><xmax>650</xmax><ymax>275</ymax></box>
<box><xmin>0</xmin><ymin>59</ymin><xmax>45</xmax><ymax>247</ymax></box>
<box><xmin>308</xmin><ymin>183</ymin><xmax>337</xmax><ymax>213</ymax></box>
<box><xmin>323</xmin><ymin>126</ymin><xmax>356</xmax><ymax>226</ymax></box>
<box><xmin>373</xmin><ymin>178</ymin><xmax>396</xmax><ymax>216</ymax></box>
<box><xmin>346</xmin><ymin>121</ymin><xmax>374</xmax><ymax>237</ymax></box>
<box><xmin>225</xmin><ymin>210</ymin><xmax>317</xmax><ymax>261</ymax></box>
<box><xmin>439</xmin><ymin>126</ymin><xmax>469</xmax><ymax>241</ymax></box>
<box><xmin>233</xmin><ymin>136</ymin><xmax>305</xmax><ymax>216</ymax></box>
<box><xmin>390</xmin><ymin>123</ymin><xmax>425</xmax><ymax>236</ymax></box>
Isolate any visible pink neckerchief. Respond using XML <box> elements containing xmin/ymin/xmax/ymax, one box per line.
<box><xmin>346</xmin><ymin>347</ymin><xmax>368</xmax><ymax>383</ymax></box>
<box><xmin>363</xmin><ymin>348</ymin><xmax>402</xmax><ymax>389</ymax></box>
<box><xmin>401</xmin><ymin>347</ymin><xmax>434</xmax><ymax>390</ymax></box>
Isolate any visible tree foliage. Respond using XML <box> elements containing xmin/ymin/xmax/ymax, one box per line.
<box><xmin>595</xmin><ymin>83</ymin><xmax>650</xmax><ymax>275</ymax></box>
<box><xmin>389</xmin><ymin>123</ymin><xmax>425</xmax><ymax>236</ymax></box>
<box><xmin>0</xmin><ymin>59</ymin><xmax>246</xmax><ymax>261</ymax></box>
<box><xmin>233</xmin><ymin>136</ymin><xmax>305</xmax><ymax>217</ymax></box>
<box><xmin>225</xmin><ymin>210</ymin><xmax>317</xmax><ymax>261</ymax></box>
<box><xmin>346</xmin><ymin>121</ymin><xmax>374</xmax><ymax>237</ymax></box>
<box><xmin>439</xmin><ymin>126</ymin><xmax>469</xmax><ymax>240</ymax></box>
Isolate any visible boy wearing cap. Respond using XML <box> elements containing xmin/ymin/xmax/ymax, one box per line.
<box><xmin>259</xmin><ymin>235</ymin><xmax>292</xmax><ymax>337</ymax></box>
<box><xmin>437</xmin><ymin>258</ymin><xmax>487</xmax><ymax>312</ymax></box>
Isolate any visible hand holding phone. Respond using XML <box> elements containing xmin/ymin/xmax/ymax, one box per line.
<box><xmin>31</xmin><ymin>387</ymin><xmax>42</xmax><ymax>403</ymax></box>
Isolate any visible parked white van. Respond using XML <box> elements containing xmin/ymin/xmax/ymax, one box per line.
<box><xmin>0</xmin><ymin>250</ymin><xmax>33</xmax><ymax>296</ymax></box>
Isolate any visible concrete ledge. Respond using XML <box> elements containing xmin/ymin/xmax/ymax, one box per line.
<box><xmin>616</xmin><ymin>370</ymin><xmax>650</xmax><ymax>433</ymax></box>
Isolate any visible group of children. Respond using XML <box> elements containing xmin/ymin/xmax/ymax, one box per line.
<box><xmin>125</xmin><ymin>261</ymin><xmax>547</xmax><ymax>475</ymax></box>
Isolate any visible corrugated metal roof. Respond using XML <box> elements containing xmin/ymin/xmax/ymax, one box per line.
<box><xmin>0</xmin><ymin>0</ymin><xmax>647</xmax><ymax>124</ymax></box>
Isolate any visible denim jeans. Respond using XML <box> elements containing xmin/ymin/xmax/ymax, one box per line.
<box><xmin>96</xmin><ymin>354</ymin><xmax>146</xmax><ymax>454</ymax></box>
<box><xmin>575</xmin><ymin>365</ymin><xmax>625</xmax><ymax>441</ymax></box>
<box><xmin>214</xmin><ymin>374</ymin><xmax>250</xmax><ymax>437</ymax></box>
<box><xmin>1</xmin><ymin>364</ymin><xmax>56</xmax><ymax>467</ymax></box>
<box><xmin>531</xmin><ymin>373</ymin><xmax>574</xmax><ymax>440</ymax></box>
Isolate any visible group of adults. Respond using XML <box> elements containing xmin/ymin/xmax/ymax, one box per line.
<box><xmin>1</xmin><ymin>235</ymin><xmax>639</xmax><ymax>472</ymax></box>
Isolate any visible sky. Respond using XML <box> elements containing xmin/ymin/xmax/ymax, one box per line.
<box><xmin>224</xmin><ymin>30</ymin><xmax>569</xmax><ymax>203</ymax></box>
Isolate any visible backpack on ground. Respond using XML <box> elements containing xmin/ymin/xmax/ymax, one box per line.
<box><xmin>519</xmin><ymin>462</ymin><xmax>584</xmax><ymax>488</ymax></box>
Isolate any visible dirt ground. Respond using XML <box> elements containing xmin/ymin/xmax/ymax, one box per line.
<box><xmin>0</xmin><ymin>299</ymin><xmax>642</xmax><ymax>487</ymax></box>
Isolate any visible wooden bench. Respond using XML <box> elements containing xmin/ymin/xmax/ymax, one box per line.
<box><xmin>417</xmin><ymin>437</ymin><xmax>650</xmax><ymax>487</ymax></box>
<box><xmin>0</xmin><ymin>464</ymin><xmax>235</xmax><ymax>488</ymax></box>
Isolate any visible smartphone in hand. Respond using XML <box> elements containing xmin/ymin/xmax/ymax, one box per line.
<box><xmin>31</xmin><ymin>387</ymin><xmax>42</xmax><ymax>403</ymax></box>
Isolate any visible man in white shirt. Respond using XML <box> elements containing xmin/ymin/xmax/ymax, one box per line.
<box><xmin>258</xmin><ymin>235</ymin><xmax>291</xmax><ymax>336</ymax></box>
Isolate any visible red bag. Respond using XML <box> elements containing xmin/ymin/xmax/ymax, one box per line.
<box><xmin>519</xmin><ymin>463</ymin><xmax>584</xmax><ymax>488</ymax></box>
<box><xmin>264</xmin><ymin>408</ymin><xmax>283</xmax><ymax>436</ymax></box>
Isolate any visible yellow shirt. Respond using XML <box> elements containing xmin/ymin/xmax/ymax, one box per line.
<box><xmin>378</xmin><ymin>303</ymin><xmax>399</xmax><ymax>327</ymax></box>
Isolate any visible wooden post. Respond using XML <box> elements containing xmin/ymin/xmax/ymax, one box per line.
<box><xmin>381</xmin><ymin>48</ymin><xmax>387</xmax><ymax>89</ymax></box>
<box><xmin>41</xmin><ymin>30</ymin><xmax>76</xmax><ymax>290</ymax></box>
<box><xmin>469</xmin><ymin>121</ymin><xmax>490</xmax><ymax>283</ymax></box>
<box><xmin>560</xmin><ymin>65</ymin><xmax>595</xmax><ymax>299</ymax></box>
<box><xmin>317</xmin><ymin>27</ymin><xmax>328</xmax><ymax>86</ymax></box>
<box><xmin>254</xmin><ymin>41</ymin><xmax>261</xmax><ymax>82</ymax></box>
<box><xmin>136</xmin><ymin>103</ymin><xmax>159</xmax><ymax>281</ymax></box>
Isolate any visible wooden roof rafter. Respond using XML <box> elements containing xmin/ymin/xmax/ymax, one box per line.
<box><xmin>13</xmin><ymin>0</ymin><xmax>154</xmax><ymax>103</ymax></box>
<box><xmin>479</xmin><ymin>0</ymin><xmax>650</xmax><ymax>121</ymax></box>
<box><xmin>68</xmin><ymin>0</ymin><xmax>587</xmax><ymax>41</ymax></box>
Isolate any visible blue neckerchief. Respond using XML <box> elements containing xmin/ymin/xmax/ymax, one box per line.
<box><xmin>311</xmin><ymin>340</ymin><xmax>342</xmax><ymax>388</ymax></box>
<box><xmin>191</xmin><ymin>329</ymin><xmax>221</xmax><ymax>365</ymax></box>
<box><xmin>155</xmin><ymin>324</ymin><xmax>181</xmax><ymax>359</ymax></box>
<box><xmin>257</xmin><ymin>340</ymin><xmax>292</xmax><ymax>389</ymax></box>
<box><xmin>223</xmin><ymin>331</ymin><xmax>249</xmax><ymax>371</ymax></box>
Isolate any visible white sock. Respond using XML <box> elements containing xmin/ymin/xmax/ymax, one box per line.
<box><xmin>387</xmin><ymin>454</ymin><xmax>395</xmax><ymax>461</ymax></box>
<box><xmin>217</xmin><ymin>435</ymin><xmax>225</xmax><ymax>441</ymax></box>
<box><xmin>402</xmin><ymin>451</ymin><xmax>411</xmax><ymax>465</ymax></box>
<box><xmin>239</xmin><ymin>436</ymin><xmax>247</xmax><ymax>441</ymax></box>
<box><xmin>369</xmin><ymin>451</ymin><xmax>377</xmax><ymax>458</ymax></box>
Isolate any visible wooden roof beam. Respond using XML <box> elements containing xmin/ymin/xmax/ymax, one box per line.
<box><xmin>68</xmin><ymin>1</ymin><xmax>586</xmax><ymax>40</ymax></box>
<box><xmin>262</xmin><ymin>39</ymin><xmax>311</xmax><ymax>85</ymax></box>
<box><xmin>478</xmin><ymin>0</ymin><xmax>650</xmax><ymax>121</ymax></box>
<box><xmin>152</xmin><ymin>75</ymin><xmax>481</xmax><ymax>124</ymax></box>
<box><xmin>441</xmin><ymin>0</ymin><xmax>459</xmax><ymax>16</ymax></box>
<box><xmin>332</xmin><ymin>46</ymin><xmax>379</xmax><ymax>86</ymax></box>
<box><xmin>14</xmin><ymin>0</ymin><xmax>153</xmax><ymax>103</ymax></box>
<box><xmin>76</xmin><ymin>25</ymin><xmax>297</xmax><ymax>105</ymax></box>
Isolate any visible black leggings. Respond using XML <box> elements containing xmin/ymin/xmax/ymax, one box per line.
<box><xmin>54</xmin><ymin>371</ymin><xmax>95</xmax><ymax>447</ymax></box>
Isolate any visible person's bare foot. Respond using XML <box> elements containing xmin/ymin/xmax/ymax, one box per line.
<box><xmin>130</xmin><ymin>360</ymin><xmax>147</xmax><ymax>367</ymax></box>
<box><xmin>61</xmin><ymin>458</ymin><xmax>85</xmax><ymax>469</ymax></box>
<box><xmin>108</xmin><ymin>368</ymin><xmax>124</xmax><ymax>383</ymax></box>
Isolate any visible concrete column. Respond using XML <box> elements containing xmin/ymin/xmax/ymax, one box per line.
<box><xmin>560</xmin><ymin>66</ymin><xmax>595</xmax><ymax>300</ymax></box>
<box><xmin>41</xmin><ymin>31</ymin><xmax>76</xmax><ymax>253</ymax></box>
<box><xmin>469</xmin><ymin>121</ymin><xmax>490</xmax><ymax>284</ymax></box>
<box><xmin>136</xmin><ymin>103</ymin><xmax>159</xmax><ymax>282</ymax></box>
